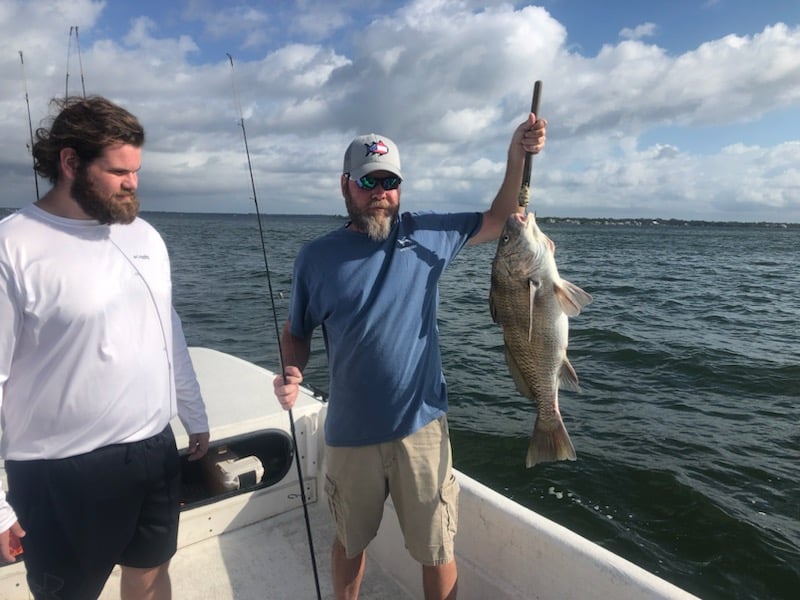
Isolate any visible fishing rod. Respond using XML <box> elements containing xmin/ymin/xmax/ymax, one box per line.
<box><xmin>65</xmin><ymin>26</ymin><xmax>87</xmax><ymax>98</ymax></box>
<box><xmin>226</xmin><ymin>53</ymin><xmax>322</xmax><ymax>600</ymax></box>
<box><xmin>18</xmin><ymin>51</ymin><xmax>40</xmax><ymax>201</ymax></box>
<box><xmin>518</xmin><ymin>80</ymin><xmax>543</xmax><ymax>209</ymax></box>
<box><xmin>75</xmin><ymin>26</ymin><xmax>87</xmax><ymax>98</ymax></box>
<box><xmin>65</xmin><ymin>26</ymin><xmax>73</xmax><ymax>98</ymax></box>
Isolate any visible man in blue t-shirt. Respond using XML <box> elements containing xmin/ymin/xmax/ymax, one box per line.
<box><xmin>273</xmin><ymin>113</ymin><xmax>546</xmax><ymax>600</ymax></box>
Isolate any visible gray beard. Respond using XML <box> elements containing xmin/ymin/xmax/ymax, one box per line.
<box><xmin>362</xmin><ymin>213</ymin><xmax>394</xmax><ymax>241</ymax></box>
<box><xmin>345</xmin><ymin>192</ymin><xmax>398</xmax><ymax>241</ymax></box>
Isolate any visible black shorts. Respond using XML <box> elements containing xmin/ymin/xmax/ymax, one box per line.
<box><xmin>6</xmin><ymin>425</ymin><xmax>180</xmax><ymax>600</ymax></box>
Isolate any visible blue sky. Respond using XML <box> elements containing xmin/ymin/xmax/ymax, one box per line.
<box><xmin>1</xmin><ymin>0</ymin><xmax>799</xmax><ymax>221</ymax></box>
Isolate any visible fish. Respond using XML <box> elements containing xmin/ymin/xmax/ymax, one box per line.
<box><xmin>489</xmin><ymin>212</ymin><xmax>593</xmax><ymax>467</ymax></box>
<box><xmin>365</xmin><ymin>140</ymin><xmax>389</xmax><ymax>156</ymax></box>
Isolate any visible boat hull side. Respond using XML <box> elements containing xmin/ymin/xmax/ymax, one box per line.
<box><xmin>369</xmin><ymin>470</ymin><xmax>700</xmax><ymax>600</ymax></box>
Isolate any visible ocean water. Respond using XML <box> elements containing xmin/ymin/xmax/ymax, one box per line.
<box><xmin>145</xmin><ymin>212</ymin><xmax>798</xmax><ymax>599</ymax></box>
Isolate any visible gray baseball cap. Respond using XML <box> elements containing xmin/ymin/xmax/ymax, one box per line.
<box><xmin>343</xmin><ymin>134</ymin><xmax>402</xmax><ymax>179</ymax></box>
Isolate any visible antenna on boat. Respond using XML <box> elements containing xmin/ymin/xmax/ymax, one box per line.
<box><xmin>518</xmin><ymin>80</ymin><xmax>542</xmax><ymax>210</ymax></box>
<box><xmin>226</xmin><ymin>53</ymin><xmax>322</xmax><ymax>600</ymax></box>
<box><xmin>65</xmin><ymin>26</ymin><xmax>87</xmax><ymax>98</ymax></box>
<box><xmin>18</xmin><ymin>50</ymin><xmax>40</xmax><ymax>201</ymax></box>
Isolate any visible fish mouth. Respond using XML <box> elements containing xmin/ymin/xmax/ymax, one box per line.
<box><xmin>512</xmin><ymin>211</ymin><xmax>555</xmax><ymax>253</ymax></box>
<box><xmin>506</xmin><ymin>212</ymin><xmax>533</xmax><ymax>231</ymax></box>
<box><xmin>511</xmin><ymin>211</ymin><xmax>538</xmax><ymax>234</ymax></box>
<box><xmin>509</xmin><ymin>212</ymin><xmax>532</xmax><ymax>225</ymax></box>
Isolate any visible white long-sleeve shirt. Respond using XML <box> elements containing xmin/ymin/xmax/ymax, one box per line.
<box><xmin>0</xmin><ymin>205</ymin><xmax>209</xmax><ymax>524</ymax></box>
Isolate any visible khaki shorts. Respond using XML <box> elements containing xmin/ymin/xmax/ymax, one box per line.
<box><xmin>324</xmin><ymin>415</ymin><xmax>459</xmax><ymax>566</ymax></box>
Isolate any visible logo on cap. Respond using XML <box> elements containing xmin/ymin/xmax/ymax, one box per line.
<box><xmin>364</xmin><ymin>140</ymin><xmax>389</xmax><ymax>157</ymax></box>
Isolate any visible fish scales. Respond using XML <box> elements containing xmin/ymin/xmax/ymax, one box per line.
<box><xmin>489</xmin><ymin>212</ymin><xmax>592</xmax><ymax>467</ymax></box>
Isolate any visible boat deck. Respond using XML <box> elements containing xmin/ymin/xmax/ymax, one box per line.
<box><xmin>2</xmin><ymin>348</ymin><xmax>699</xmax><ymax>600</ymax></box>
<box><xmin>100</xmin><ymin>499</ymin><xmax>414</xmax><ymax>599</ymax></box>
<box><xmin>1</xmin><ymin>347</ymin><xmax>414</xmax><ymax>600</ymax></box>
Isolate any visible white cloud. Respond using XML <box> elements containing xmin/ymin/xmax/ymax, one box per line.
<box><xmin>619</xmin><ymin>22</ymin><xmax>657</xmax><ymax>41</ymax></box>
<box><xmin>0</xmin><ymin>0</ymin><xmax>798</xmax><ymax>222</ymax></box>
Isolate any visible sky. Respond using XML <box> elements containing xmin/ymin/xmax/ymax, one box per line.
<box><xmin>1</xmin><ymin>0</ymin><xmax>799</xmax><ymax>222</ymax></box>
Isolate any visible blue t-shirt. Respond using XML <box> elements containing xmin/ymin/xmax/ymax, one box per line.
<box><xmin>289</xmin><ymin>210</ymin><xmax>482</xmax><ymax>446</ymax></box>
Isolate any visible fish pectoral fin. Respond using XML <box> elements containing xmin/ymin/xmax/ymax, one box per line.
<box><xmin>554</xmin><ymin>279</ymin><xmax>593</xmax><ymax>317</ymax></box>
<box><xmin>505</xmin><ymin>347</ymin><xmax>534</xmax><ymax>399</ymax></box>
<box><xmin>559</xmin><ymin>358</ymin><xmax>581</xmax><ymax>392</ymax></box>
<box><xmin>527</xmin><ymin>280</ymin><xmax>535</xmax><ymax>342</ymax></box>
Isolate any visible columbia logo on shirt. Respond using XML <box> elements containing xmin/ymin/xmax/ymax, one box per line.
<box><xmin>396</xmin><ymin>237</ymin><xmax>416</xmax><ymax>250</ymax></box>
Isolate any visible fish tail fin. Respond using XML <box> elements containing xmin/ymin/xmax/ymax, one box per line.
<box><xmin>526</xmin><ymin>417</ymin><xmax>577</xmax><ymax>468</ymax></box>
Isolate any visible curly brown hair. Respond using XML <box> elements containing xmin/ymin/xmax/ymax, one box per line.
<box><xmin>32</xmin><ymin>96</ymin><xmax>145</xmax><ymax>184</ymax></box>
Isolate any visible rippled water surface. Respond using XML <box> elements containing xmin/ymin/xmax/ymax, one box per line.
<box><xmin>148</xmin><ymin>212</ymin><xmax>798</xmax><ymax>600</ymax></box>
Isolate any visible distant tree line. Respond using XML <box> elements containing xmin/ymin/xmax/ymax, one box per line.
<box><xmin>539</xmin><ymin>217</ymin><xmax>798</xmax><ymax>229</ymax></box>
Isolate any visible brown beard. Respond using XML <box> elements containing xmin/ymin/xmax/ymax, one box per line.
<box><xmin>344</xmin><ymin>191</ymin><xmax>398</xmax><ymax>242</ymax></box>
<box><xmin>71</xmin><ymin>165</ymin><xmax>140</xmax><ymax>225</ymax></box>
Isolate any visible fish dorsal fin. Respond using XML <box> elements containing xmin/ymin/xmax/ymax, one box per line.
<box><xmin>554</xmin><ymin>279</ymin><xmax>593</xmax><ymax>317</ymax></box>
<box><xmin>505</xmin><ymin>346</ymin><xmax>535</xmax><ymax>399</ymax></box>
<box><xmin>488</xmin><ymin>281</ymin><xmax>498</xmax><ymax>324</ymax></box>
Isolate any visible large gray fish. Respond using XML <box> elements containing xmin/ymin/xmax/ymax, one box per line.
<box><xmin>489</xmin><ymin>212</ymin><xmax>592</xmax><ymax>467</ymax></box>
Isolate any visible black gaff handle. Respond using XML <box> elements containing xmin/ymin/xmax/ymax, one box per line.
<box><xmin>519</xmin><ymin>80</ymin><xmax>542</xmax><ymax>207</ymax></box>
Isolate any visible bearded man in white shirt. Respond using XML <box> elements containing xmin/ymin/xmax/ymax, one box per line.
<box><xmin>0</xmin><ymin>96</ymin><xmax>210</xmax><ymax>600</ymax></box>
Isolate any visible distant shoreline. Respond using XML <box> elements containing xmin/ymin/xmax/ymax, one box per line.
<box><xmin>142</xmin><ymin>211</ymin><xmax>800</xmax><ymax>229</ymax></box>
<box><xmin>536</xmin><ymin>216</ymin><xmax>797</xmax><ymax>229</ymax></box>
<box><xmin>2</xmin><ymin>207</ymin><xmax>797</xmax><ymax>228</ymax></box>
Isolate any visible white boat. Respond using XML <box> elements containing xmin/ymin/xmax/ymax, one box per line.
<box><xmin>0</xmin><ymin>347</ymin><xmax>699</xmax><ymax>599</ymax></box>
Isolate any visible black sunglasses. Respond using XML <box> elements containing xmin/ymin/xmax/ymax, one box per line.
<box><xmin>350</xmin><ymin>174</ymin><xmax>402</xmax><ymax>191</ymax></box>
